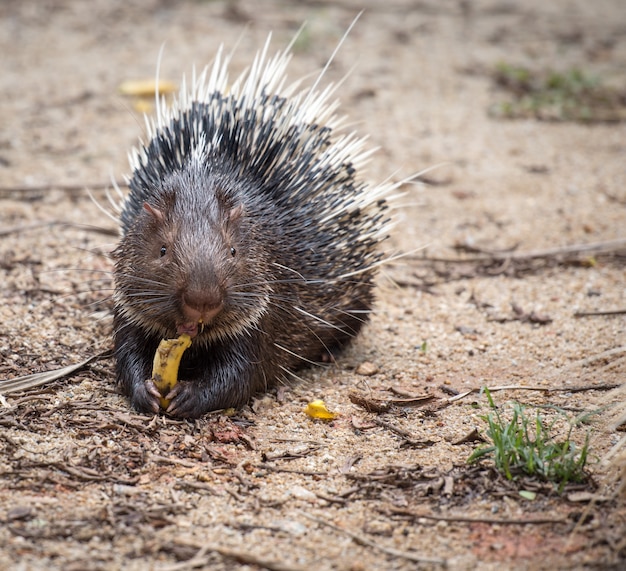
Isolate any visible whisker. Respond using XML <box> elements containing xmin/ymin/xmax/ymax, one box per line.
<box><xmin>274</xmin><ymin>343</ymin><xmax>327</xmax><ymax>367</ymax></box>
<box><xmin>292</xmin><ymin>306</ymin><xmax>348</xmax><ymax>334</ymax></box>
<box><xmin>271</xmin><ymin>262</ymin><xmax>306</xmax><ymax>281</ymax></box>
<box><xmin>278</xmin><ymin>365</ymin><xmax>309</xmax><ymax>384</ymax></box>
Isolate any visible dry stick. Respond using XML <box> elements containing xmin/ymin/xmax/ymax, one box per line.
<box><xmin>411</xmin><ymin>237</ymin><xmax>626</xmax><ymax>263</ymax></box>
<box><xmin>314</xmin><ymin>490</ymin><xmax>348</xmax><ymax>504</ymax></box>
<box><xmin>0</xmin><ymin>181</ymin><xmax>128</xmax><ymax>195</ymax></box>
<box><xmin>161</xmin><ymin>540</ymin><xmax>305</xmax><ymax>571</ymax></box>
<box><xmin>255</xmin><ymin>463</ymin><xmax>327</xmax><ymax>476</ymax></box>
<box><xmin>150</xmin><ymin>454</ymin><xmax>199</xmax><ymax>469</ymax></box>
<box><xmin>384</xmin><ymin>506</ymin><xmax>568</xmax><ymax>526</ymax></box>
<box><xmin>372</xmin><ymin>418</ymin><xmax>434</xmax><ymax>447</ymax></box>
<box><xmin>52</xmin><ymin>462</ymin><xmax>108</xmax><ymax>482</ymax></box>
<box><xmin>448</xmin><ymin>383</ymin><xmax>620</xmax><ymax>403</ymax></box>
<box><xmin>574</xmin><ymin>309</ymin><xmax>626</xmax><ymax>317</ymax></box>
<box><xmin>373</xmin><ymin>417</ymin><xmax>415</xmax><ymax>439</ymax></box>
<box><xmin>458</xmin><ymin>239</ymin><xmax>626</xmax><ymax>258</ymax></box>
<box><xmin>301</xmin><ymin>512</ymin><xmax>447</xmax><ymax>566</ymax></box>
<box><xmin>0</xmin><ymin>221</ymin><xmax>59</xmax><ymax>237</ymax></box>
<box><xmin>0</xmin><ymin>220</ymin><xmax>117</xmax><ymax>237</ymax></box>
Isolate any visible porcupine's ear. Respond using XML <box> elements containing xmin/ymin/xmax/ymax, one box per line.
<box><xmin>228</xmin><ymin>203</ymin><xmax>244</xmax><ymax>223</ymax></box>
<box><xmin>220</xmin><ymin>203</ymin><xmax>244</xmax><ymax>231</ymax></box>
<box><xmin>143</xmin><ymin>202</ymin><xmax>165</xmax><ymax>223</ymax></box>
<box><xmin>215</xmin><ymin>186</ymin><xmax>244</xmax><ymax>226</ymax></box>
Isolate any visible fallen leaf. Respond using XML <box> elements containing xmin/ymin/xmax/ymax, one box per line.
<box><xmin>348</xmin><ymin>391</ymin><xmax>391</xmax><ymax>413</ymax></box>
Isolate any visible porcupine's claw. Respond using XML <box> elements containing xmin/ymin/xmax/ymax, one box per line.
<box><xmin>164</xmin><ymin>382</ymin><xmax>206</xmax><ymax>419</ymax></box>
<box><xmin>126</xmin><ymin>378</ymin><xmax>160</xmax><ymax>414</ymax></box>
<box><xmin>142</xmin><ymin>380</ymin><xmax>162</xmax><ymax>413</ymax></box>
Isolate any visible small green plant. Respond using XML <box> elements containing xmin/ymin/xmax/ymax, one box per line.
<box><xmin>489</xmin><ymin>63</ymin><xmax>626</xmax><ymax>122</ymax></box>
<box><xmin>468</xmin><ymin>388</ymin><xmax>590</xmax><ymax>492</ymax></box>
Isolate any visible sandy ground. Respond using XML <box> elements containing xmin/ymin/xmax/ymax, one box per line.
<box><xmin>1</xmin><ymin>0</ymin><xmax>625</xmax><ymax>569</ymax></box>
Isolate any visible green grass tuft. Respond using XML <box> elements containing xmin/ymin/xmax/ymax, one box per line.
<box><xmin>468</xmin><ymin>388</ymin><xmax>590</xmax><ymax>492</ymax></box>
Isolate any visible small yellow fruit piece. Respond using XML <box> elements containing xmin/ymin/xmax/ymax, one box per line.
<box><xmin>304</xmin><ymin>399</ymin><xmax>338</xmax><ymax>421</ymax></box>
<box><xmin>118</xmin><ymin>79</ymin><xmax>178</xmax><ymax>97</ymax></box>
<box><xmin>151</xmin><ymin>334</ymin><xmax>192</xmax><ymax>409</ymax></box>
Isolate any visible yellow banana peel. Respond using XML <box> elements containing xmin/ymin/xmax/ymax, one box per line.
<box><xmin>151</xmin><ymin>333</ymin><xmax>192</xmax><ymax>409</ymax></box>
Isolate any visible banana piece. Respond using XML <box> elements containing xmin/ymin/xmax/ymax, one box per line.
<box><xmin>304</xmin><ymin>399</ymin><xmax>338</xmax><ymax>420</ymax></box>
<box><xmin>151</xmin><ymin>333</ymin><xmax>192</xmax><ymax>409</ymax></box>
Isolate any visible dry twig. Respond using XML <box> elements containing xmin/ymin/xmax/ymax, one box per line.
<box><xmin>162</xmin><ymin>539</ymin><xmax>305</xmax><ymax>571</ymax></box>
<box><xmin>0</xmin><ymin>220</ymin><xmax>117</xmax><ymax>237</ymax></box>
<box><xmin>255</xmin><ymin>463</ymin><xmax>328</xmax><ymax>476</ymax></box>
<box><xmin>373</xmin><ymin>418</ymin><xmax>435</xmax><ymax>447</ymax></box>
<box><xmin>574</xmin><ymin>309</ymin><xmax>626</xmax><ymax>318</ymax></box>
<box><xmin>449</xmin><ymin>382</ymin><xmax>620</xmax><ymax>403</ymax></box>
<box><xmin>383</xmin><ymin>506</ymin><xmax>568</xmax><ymax>526</ymax></box>
<box><xmin>0</xmin><ymin>181</ymin><xmax>128</xmax><ymax>197</ymax></box>
<box><xmin>401</xmin><ymin>237</ymin><xmax>626</xmax><ymax>282</ymax></box>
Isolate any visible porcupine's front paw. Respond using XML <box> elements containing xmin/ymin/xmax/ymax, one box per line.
<box><xmin>164</xmin><ymin>381</ymin><xmax>210</xmax><ymax>419</ymax></box>
<box><xmin>129</xmin><ymin>379</ymin><xmax>162</xmax><ymax>414</ymax></box>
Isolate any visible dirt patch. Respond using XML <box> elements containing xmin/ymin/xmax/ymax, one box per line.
<box><xmin>1</xmin><ymin>1</ymin><xmax>625</xmax><ymax>569</ymax></box>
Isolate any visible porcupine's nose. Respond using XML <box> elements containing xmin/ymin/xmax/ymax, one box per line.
<box><xmin>179</xmin><ymin>289</ymin><xmax>223</xmax><ymax>337</ymax></box>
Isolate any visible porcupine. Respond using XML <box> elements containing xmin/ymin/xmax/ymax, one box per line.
<box><xmin>112</xmin><ymin>32</ymin><xmax>398</xmax><ymax>418</ymax></box>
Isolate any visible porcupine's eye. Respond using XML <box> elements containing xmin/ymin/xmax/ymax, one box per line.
<box><xmin>230</xmin><ymin>247</ymin><xmax>236</xmax><ymax>257</ymax></box>
<box><xmin>160</xmin><ymin>246</ymin><xmax>167</xmax><ymax>257</ymax></box>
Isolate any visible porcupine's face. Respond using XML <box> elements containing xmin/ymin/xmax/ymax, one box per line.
<box><xmin>114</xmin><ymin>163</ymin><xmax>271</xmax><ymax>345</ymax></box>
